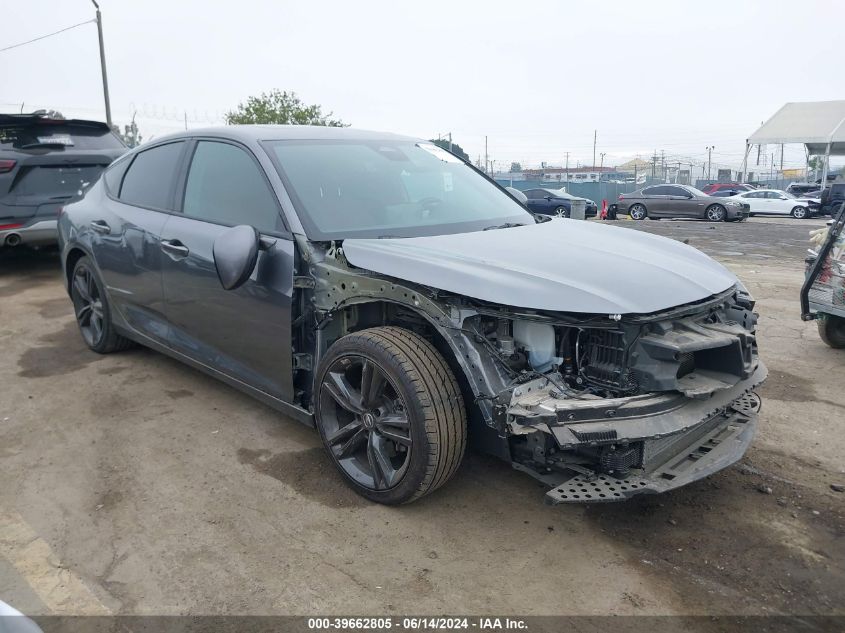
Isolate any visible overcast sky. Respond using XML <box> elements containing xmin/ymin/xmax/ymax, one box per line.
<box><xmin>2</xmin><ymin>0</ymin><xmax>843</xmax><ymax>172</ymax></box>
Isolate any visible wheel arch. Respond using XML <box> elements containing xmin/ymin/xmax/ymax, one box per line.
<box><xmin>64</xmin><ymin>246</ymin><xmax>92</xmax><ymax>295</ymax></box>
<box><xmin>313</xmin><ymin>297</ymin><xmax>509</xmax><ymax>460</ymax></box>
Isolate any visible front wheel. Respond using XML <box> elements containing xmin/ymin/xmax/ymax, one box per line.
<box><xmin>554</xmin><ymin>206</ymin><xmax>569</xmax><ymax>218</ymax></box>
<box><xmin>818</xmin><ymin>315</ymin><xmax>845</xmax><ymax>348</ymax></box>
<box><xmin>314</xmin><ymin>326</ymin><xmax>467</xmax><ymax>504</ymax></box>
<box><xmin>791</xmin><ymin>206</ymin><xmax>808</xmax><ymax>219</ymax></box>
<box><xmin>705</xmin><ymin>204</ymin><xmax>726</xmax><ymax>222</ymax></box>
<box><xmin>629</xmin><ymin>204</ymin><xmax>647</xmax><ymax>220</ymax></box>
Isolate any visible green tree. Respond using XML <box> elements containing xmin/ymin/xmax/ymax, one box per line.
<box><xmin>113</xmin><ymin>115</ymin><xmax>142</xmax><ymax>148</ymax></box>
<box><xmin>429</xmin><ymin>138</ymin><xmax>469</xmax><ymax>162</ymax></box>
<box><xmin>509</xmin><ymin>161</ymin><xmax>522</xmax><ymax>172</ymax></box>
<box><xmin>225</xmin><ymin>90</ymin><xmax>345</xmax><ymax>126</ymax></box>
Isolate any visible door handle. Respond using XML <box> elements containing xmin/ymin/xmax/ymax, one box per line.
<box><xmin>161</xmin><ymin>239</ymin><xmax>190</xmax><ymax>258</ymax></box>
<box><xmin>90</xmin><ymin>220</ymin><xmax>111</xmax><ymax>234</ymax></box>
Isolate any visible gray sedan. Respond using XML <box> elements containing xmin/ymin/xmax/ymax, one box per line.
<box><xmin>618</xmin><ymin>184</ymin><xmax>750</xmax><ymax>221</ymax></box>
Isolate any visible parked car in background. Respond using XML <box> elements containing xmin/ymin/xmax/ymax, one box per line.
<box><xmin>57</xmin><ymin>125</ymin><xmax>766</xmax><ymax>505</ymax></box>
<box><xmin>727</xmin><ymin>189</ymin><xmax>816</xmax><ymax>219</ymax></box>
<box><xmin>0</xmin><ymin>112</ymin><xmax>126</xmax><ymax>249</ymax></box>
<box><xmin>523</xmin><ymin>188</ymin><xmax>598</xmax><ymax>217</ymax></box>
<box><xmin>710</xmin><ymin>189</ymin><xmax>746</xmax><ymax>198</ymax></box>
<box><xmin>820</xmin><ymin>183</ymin><xmax>845</xmax><ymax>216</ymax></box>
<box><xmin>701</xmin><ymin>183</ymin><xmax>754</xmax><ymax>195</ymax></box>
<box><xmin>618</xmin><ymin>184</ymin><xmax>750</xmax><ymax>221</ymax></box>
<box><xmin>786</xmin><ymin>182</ymin><xmax>821</xmax><ymax>198</ymax></box>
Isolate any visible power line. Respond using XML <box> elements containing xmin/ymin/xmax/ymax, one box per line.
<box><xmin>0</xmin><ymin>19</ymin><xmax>95</xmax><ymax>53</ymax></box>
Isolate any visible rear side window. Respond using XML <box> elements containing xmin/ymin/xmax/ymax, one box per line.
<box><xmin>103</xmin><ymin>158</ymin><xmax>131</xmax><ymax>195</ymax></box>
<box><xmin>182</xmin><ymin>141</ymin><xmax>282</xmax><ymax>233</ymax></box>
<box><xmin>643</xmin><ymin>186</ymin><xmax>668</xmax><ymax>196</ymax></box>
<box><xmin>119</xmin><ymin>142</ymin><xmax>185</xmax><ymax>210</ymax></box>
<box><xmin>0</xmin><ymin>123</ymin><xmax>125</xmax><ymax>150</ymax></box>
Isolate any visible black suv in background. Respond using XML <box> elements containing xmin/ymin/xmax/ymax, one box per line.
<box><xmin>819</xmin><ymin>183</ymin><xmax>845</xmax><ymax>216</ymax></box>
<box><xmin>0</xmin><ymin>112</ymin><xmax>126</xmax><ymax>248</ymax></box>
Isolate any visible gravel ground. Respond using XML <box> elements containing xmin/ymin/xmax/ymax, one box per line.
<box><xmin>0</xmin><ymin>216</ymin><xmax>842</xmax><ymax>622</ymax></box>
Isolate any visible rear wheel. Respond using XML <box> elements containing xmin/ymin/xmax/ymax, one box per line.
<box><xmin>70</xmin><ymin>257</ymin><xmax>134</xmax><ymax>354</ymax></box>
<box><xmin>314</xmin><ymin>326</ymin><xmax>467</xmax><ymax>504</ymax></box>
<box><xmin>629</xmin><ymin>204</ymin><xmax>647</xmax><ymax>220</ymax></box>
<box><xmin>818</xmin><ymin>315</ymin><xmax>845</xmax><ymax>349</ymax></box>
<box><xmin>791</xmin><ymin>206</ymin><xmax>808</xmax><ymax>219</ymax></box>
<box><xmin>705</xmin><ymin>204</ymin><xmax>726</xmax><ymax>222</ymax></box>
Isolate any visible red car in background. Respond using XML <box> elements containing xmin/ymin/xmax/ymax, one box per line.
<box><xmin>701</xmin><ymin>183</ymin><xmax>755</xmax><ymax>195</ymax></box>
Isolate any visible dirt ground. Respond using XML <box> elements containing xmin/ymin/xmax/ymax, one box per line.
<box><xmin>0</xmin><ymin>217</ymin><xmax>843</xmax><ymax>621</ymax></box>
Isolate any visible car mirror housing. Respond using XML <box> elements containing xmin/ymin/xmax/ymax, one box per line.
<box><xmin>213</xmin><ymin>224</ymin><xmax>260</xmax><ymax>291</ymax></box>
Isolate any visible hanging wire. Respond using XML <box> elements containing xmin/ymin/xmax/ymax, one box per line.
<box><xmin>0</xmin><ymin>19</ymin><xmax>95</xmax><ymax>53</ymax></box>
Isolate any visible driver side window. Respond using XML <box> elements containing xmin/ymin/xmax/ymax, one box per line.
<box><xmin>182</xmin><ymin>141</ymin><xmax>282</xmax><ymax>234</ymax></box>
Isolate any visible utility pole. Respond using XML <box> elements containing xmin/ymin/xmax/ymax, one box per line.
<box><xmin>660</xmin><ymin>150</ymin><xmax>665</xmax><ymax>182</ymax></box>
<box><xmin>599</xmin><ymin>152</ymin><xmax>605</xmax><ymax>169</ymax></box>
<box><xmin>676</xmin><ymin>161</ymin><xmax>681</xmax><ymax>183</ymax></box>
<box><xmin>484</xmin><ymin>136</ymin><xmax>488</xmax><ymax>176</ymax></box>
<box><xmin>592</xmin><ymin>130</ymin><xmax>597</xmax><ymax>171</ymax></box>
<box><xmin>565</xmin><ymin>152</ymin><xmax>570</xmax><ymax>183</ymax></box>
<box><xmin>651</xmin><ymin>151</ymin><xmax>657</xmax><ymax>179</ymax></box>
<box><xmin>706</xmin><ymin>145</ymin><xmax>715</xmax><ymax>181</ymax></box>
<box><xmin>91</xmin><ymin>0</ymin><xmax>112</xmax><ymax>127</ymax></box>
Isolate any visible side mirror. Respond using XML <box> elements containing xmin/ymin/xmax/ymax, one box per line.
<box><xmin>505</xmin><ymin>186</ymin><xmax>528</xmax><ymax>204</ymax></box>
<box><xmin>213</xmin><ymin>224</ymin><xmax>260</xmax><ymax>290</ymax></box>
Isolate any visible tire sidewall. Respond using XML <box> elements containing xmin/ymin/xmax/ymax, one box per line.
<box><xmin>71</xmin><ymin>256</ymin><xmax>115</xmax><ymax>353</ymax></box>
<box><xmin>792</xmin><ymin>206</ymin><xmax>807</xmax><ymax>219</ymax></box>
<box><xmin>314</xmin><ymin>335</ymin><xmax>438</xmax><ymax>505</ymax></box>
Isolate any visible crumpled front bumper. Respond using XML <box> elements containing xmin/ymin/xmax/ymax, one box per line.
<box><xmin>506</xmin><ymin>362</ymin><xmax>767</xmax><ymax>504</ymax></box>
<box><xmin>545</xmin><ymin>392</ymin><xmax>759</xmax><ymax>503</ymax></box>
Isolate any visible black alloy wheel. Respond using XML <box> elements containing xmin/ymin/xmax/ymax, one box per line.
<box><xmin>319</xmin><ymin>354</ymin><xmax>412</xmax><ymax>490</ymax></box>
<box><xmin>70</xmin><ymin>257</ymin><xmax>133</xmax><ymax>354</ymax></box>
<box><xmin>315</xmin><ymin>327</ymin><xmax>466</xmax><ymax>504</ymax></box>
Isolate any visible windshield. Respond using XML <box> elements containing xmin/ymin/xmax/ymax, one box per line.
<box><xmin>779</xmin><ymin>191</ymin><xmax>797</xmax><ymax>199</ymax></box>
<box><xmin>266</xmin><ymin>140</ymin><xmax>533</xmax><ymax>239</ymax></box>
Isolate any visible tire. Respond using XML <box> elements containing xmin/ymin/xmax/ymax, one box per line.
<box><xmin>629</xmin><ymin>204</ymin><xmax>647</xmax><ymax>220</ymax></box>
<box><xmin>70</xmin><ymin>256</ymin><xmax>134</xmax><ymax>354</ymax></box>
<box><xmin>314</xmin><ymin>326</ymin><xmax>467</xmax><ymax>505</ymax></box>
<box><xmin>818</xmin><ymin>315</ymin><xmax>845</xmax><ymax>349</ymax></box>
<box><xmin>791</xmin><ymin>206</ymin><xmax>808</xmax><ymax>219</ymax></box>
<box><xmin>705</xmin><ymin>204</ymin><xmax>726</xmax><ymax>222</ymax></box>
<box><xmin>554</xmin><ymin>206</ymin><xmax>569</xmax><ymax>218</ymax></box>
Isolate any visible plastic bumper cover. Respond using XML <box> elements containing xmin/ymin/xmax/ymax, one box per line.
<box><xmin>0</xmin><ymin>219</ymin><xmax>58</xmax><ymax>246</ymax></box>
<box><xmin>545</xmin><ymin>393</ymin><xmax>759</xmax><ymax>504</ymax></box>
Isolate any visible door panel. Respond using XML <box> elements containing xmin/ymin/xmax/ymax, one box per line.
<box><xmin>160</xmin><ymin>215</ymin><xmax>295</xmax><ymax>401</ymax></box>
<box><xmin>90</xmin><ymin>199</ymin><xmax>169</xmax><ymax>342</ymax></box>
<box><xmin>89</xmin><ymin>142</ymin><xmax>187</xmax><ymax>343</ymax></box>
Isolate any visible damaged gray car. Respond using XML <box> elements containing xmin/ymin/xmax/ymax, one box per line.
<box><xmin>58</xmin><ymin>126</ymin><xmax>767</xmax><ymax>505</ymax></box>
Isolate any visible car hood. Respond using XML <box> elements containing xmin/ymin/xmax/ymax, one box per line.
<box><xmin>342</xmin><ymin>219</ymin><xmax>738</xmax><ymax>314</ymax></box>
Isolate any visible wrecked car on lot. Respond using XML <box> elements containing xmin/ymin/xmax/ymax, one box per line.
<box><xmin>58</xmin><ymin>126</ymin><xmax>767</xmax><ymax>505</ymax></box>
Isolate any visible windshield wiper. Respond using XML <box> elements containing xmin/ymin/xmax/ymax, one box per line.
<box><xmin>483</xmin><ymin>222</ymin><xmax>526</xmax><ymax>231</ymax></box>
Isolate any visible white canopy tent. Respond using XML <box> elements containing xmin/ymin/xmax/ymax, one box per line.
<box><xmin>742</xmin><ymin>100</ymin><xmax>845</xmax><ymax>184</ymax></box>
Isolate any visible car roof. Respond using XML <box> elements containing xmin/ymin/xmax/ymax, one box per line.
<box><xmin>149</xmin><ymin>125</ymin><xmax>419</xmax><ymax>145</ymax></box>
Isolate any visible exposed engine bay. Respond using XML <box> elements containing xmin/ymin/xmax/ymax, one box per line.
<box><xmin>296</xmin><ymin>237</ymin><xmax>768</xmax><ymax>504</ymax></box>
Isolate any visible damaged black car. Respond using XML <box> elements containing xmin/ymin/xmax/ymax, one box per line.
<box><xmin>58</xmin><ymin>126</ymin><xmax>767</xmax><ymax>505</ymax></box>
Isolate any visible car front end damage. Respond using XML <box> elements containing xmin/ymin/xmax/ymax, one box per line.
<box><xmin>458</xmin><ymin>287</ymin><xmax>765</xmax><ymax>504</ymax></box>
<box><xmin>301</xmin><ymin>239</ymin><xmax>767</xmax><ymax>504</ymax></box>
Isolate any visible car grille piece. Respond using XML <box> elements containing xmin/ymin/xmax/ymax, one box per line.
<box><xmin>582</xmin><ymin>330</ymin><xmax>636</xmax><ymax>391</ymax></box>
